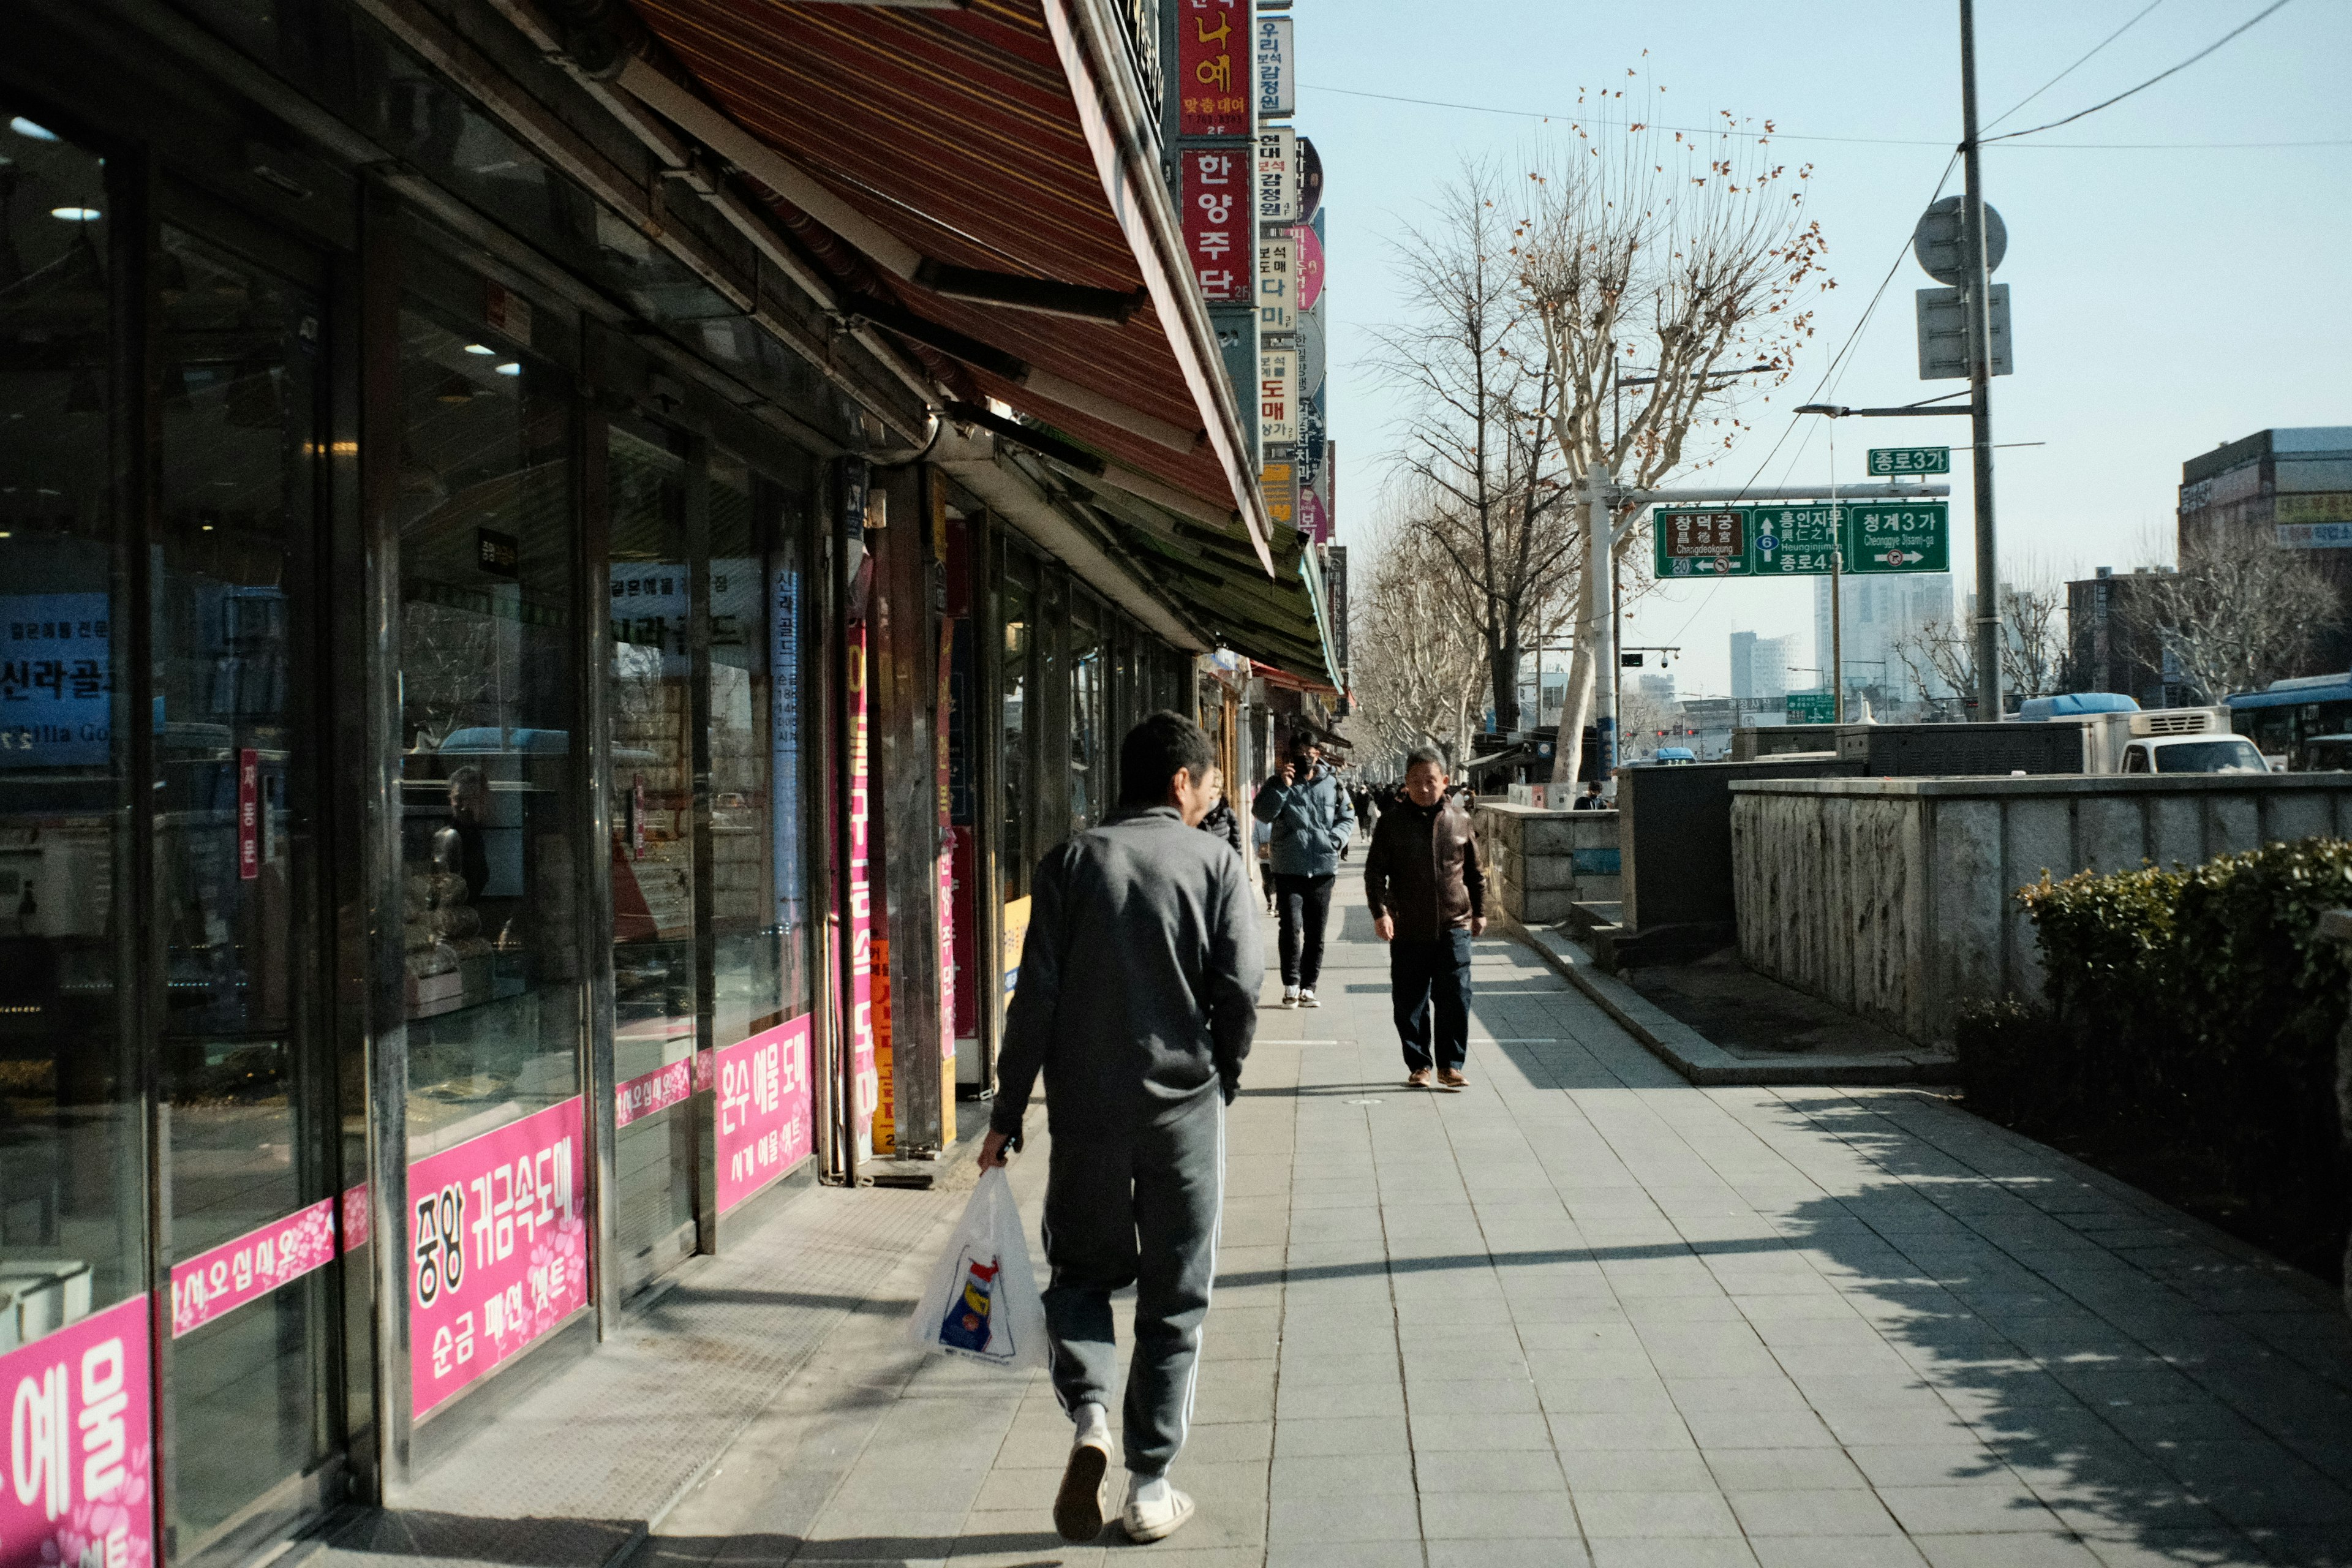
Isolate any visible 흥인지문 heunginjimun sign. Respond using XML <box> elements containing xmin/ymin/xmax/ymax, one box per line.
<box><xmin>407</xmin><ymin>1096</ymin><xmax>588</xmax><ymax>1416</ymax></box>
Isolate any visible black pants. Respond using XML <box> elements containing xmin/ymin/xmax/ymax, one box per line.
<box><xmin>1273</xmin><ymin>872</ymin><xmax>1335</xmax><ymax>989</ymax></box>
<box><xmin>1393</xmin><ymin>929</ymin><xmax>1473</xmax><ymax>1074</ymax></box>
<box><xmin>1041</xmin><ymin>1090</ymin><xmax>1224</xmax><ymax>1477</ymax></box>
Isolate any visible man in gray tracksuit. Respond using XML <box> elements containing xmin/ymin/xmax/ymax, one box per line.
<box><xmin>980</xmin><ymin>711</ymin><xmax>1259</xmax><ymax>1547</ymax></box>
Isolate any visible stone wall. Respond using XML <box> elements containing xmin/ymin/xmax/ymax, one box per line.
<box><xmin>1472</xmin><ymin>802</ymin><xmax>1621</xmax><ymax>926</ymax></box>
<box><xmin>1731</xmin><ymin>775</ymin><xmax>2352</xmax><ymax>1045</ymax></box>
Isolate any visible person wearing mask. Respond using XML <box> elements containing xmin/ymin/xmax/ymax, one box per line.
<box><xmin>983</xmin><ymin>712</ymin><xmax>1259</xmax><ymax>1546</ymax></box>
<box><xmin>1250</xmin><ymin>736</ymin><xmax>1352</xmax><ymax>1008</ymax></box>
<box><xmin>1364</xmin><ymin>747</ymin><xmax>1485</xmax><ymax>1090</ymax></box>
<box><xmin>1572</xmin><ymin>779</ymin><xmax>1608</xmax><ymax>811</ymax></box>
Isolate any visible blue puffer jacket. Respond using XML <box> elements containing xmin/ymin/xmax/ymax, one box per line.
<box><xmin>1250</xmin><ymin>765</ymin><xmax>1355</xmax><ymax>877</ymax></box>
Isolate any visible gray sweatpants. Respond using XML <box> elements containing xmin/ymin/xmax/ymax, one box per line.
<box><xmin>1041</xmin><ymin>1086</ymin><xmax>1225</xmax><ymax>1477</ymax></box>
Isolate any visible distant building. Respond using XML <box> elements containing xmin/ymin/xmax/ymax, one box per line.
<box><xmin>1728</xmin><ymin>631</ymin><xmax>1795</xmax><ymax>704</ymax></box>
<box><xmin>2179</xmin><ymin>426</ymin><xmax>2352</xmax><ymax>675</ymax></box>
<box><xmin>2066</xmin><ymin>566</ymin><xmax>2176</xmax><ymax>707</ymax></box>
<box><xmin>1814</xmin><ymin>572</ymin><xmax>1955</xmax><ymax>706</ymax></box>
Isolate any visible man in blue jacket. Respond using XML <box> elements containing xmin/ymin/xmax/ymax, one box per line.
<box><xmin>1250</xmin><ymin>734</ymin><xmax>1354</xmax><ymax>1007</ymax></box>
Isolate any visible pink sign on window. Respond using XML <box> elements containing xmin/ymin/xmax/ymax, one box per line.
<box><xmin>847</xmin><ymin>625</ymin><xmax>878</xmax><ymax>1147</ymax></box>
<box><xmin>716</xmin><ymin>1015</ymin><xmax>813</xmax><ymax>1212</ymax></box>
<box><xmin>1</xmin><ymin>1295</ymin><xmax>154</xmax><ymax>1568</ymax></box>
<box><xmin>407</xmin><ymin>1096</ymin><xmax>588</xmax><ymax>1417</ymax></box>
<box><xmin>342</xmin><ymin>1184</ymin><xmax>371</xmax><ymax>1251</ymax></box>
<box><xmin>236</xmin><ymin>748</ymin><xmax>260</xmax><ymax>880</ymax></box>
<box><xmin>169</xmin><ymin>1199</ymin><xmax>337</xmax><ymax>1338</ymax></box>
<box><xmin>615</xmin><ymin>1057</ymin><xmax>694</xmax><ymax>1129</ymax></box>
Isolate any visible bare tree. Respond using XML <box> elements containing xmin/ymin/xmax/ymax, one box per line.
<box><xmin>1369</xmin><ymin>161</ymin><xmax>1578</xmax><ymax>734</ymax></box>
<box><xmin>1345</xmin><ymin>494</ymin><xmax>1491</xmax><ymax>774</ymax></box>
<box><xmin>1891</xmin><ymin>582</ymin><xmax>2070</xmax><ymax>715</ymax></box>
<box><xmin>1520</xmin><ymin>87</ymin><xmax>1831</xmax><ymax>786</ymax></box>
<box><xmin>2139</xmin><ymin>521</ymin><xmax>2341</xmax><ymax>702</ymax></box>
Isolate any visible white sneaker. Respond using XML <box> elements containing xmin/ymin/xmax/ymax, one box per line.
<box><xmin>1298</xmin><ymin>989</ymin><xmax>1320</xmax><ymax>1008</ymax></box>
<box><xmin>1280</xmin><ymin>986</ymin><xmax>1299</xmax><ymax>1008</ymax></box>
<box><xmin>1054</xmin><ymin>1403</ymin><xmax>1112</xmax><ymax>1542</ymax></box>
<box><xmin>1123</xmin><ymin>1473</ymin><xmax>1196</xmax><ymax>1543</ymax></box>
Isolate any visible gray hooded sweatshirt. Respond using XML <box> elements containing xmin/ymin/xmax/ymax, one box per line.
<box><xmin>992</xmin><ymin>805</ymin><xmax>1262</xmax><ymax>1137</ymax></box>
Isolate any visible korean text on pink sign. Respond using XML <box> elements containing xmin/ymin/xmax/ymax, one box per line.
<box><xmin>1</xmin><ymin>1296</ymin><xmax>155</xmax><ymax>1568</ymax></box>
<box><xmin>716</xmin><ymin>1014</ymin><xmax>813</xmax><ymax>1212</ymax></box>
<box><xmin>407</xmin><ymin>1096</ymin><xmax>588</xmax><ymax>1415</ymax></box>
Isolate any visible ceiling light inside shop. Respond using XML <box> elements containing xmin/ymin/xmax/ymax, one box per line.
<box><xmin>462</xmin><ymin>343</ymin><xmax>494</xmax><ymax>356</ymax></box>
<box><xmin>435</xmin><ymin>375</ymin><xmax>474</xmax><ymax>404</ymax></box>
<box><xmin>50</xmin><ymin>206</ymin><xmax>100</xmax><ymax>223</ymax></box>
<box><xmin>495</xmin><ymin>362</ymin><xmax>521</xmax><ymax>377</ymax></box>
<box><xmin>10</xmin><ymin>117</ymin><xmax>59</xmax><ymax>142</ymax></box>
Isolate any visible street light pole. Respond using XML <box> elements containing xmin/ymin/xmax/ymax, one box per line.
<box><xmin>1959</xmin><ymin>0</ymin><xmax>2002</xmax><ymax>721</ymax></box>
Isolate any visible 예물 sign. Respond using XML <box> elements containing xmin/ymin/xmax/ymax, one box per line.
<box><xmin>716</xmin><ymin>1014</ymin><xmax>814</xmax><ymax>1212</ymax></box>
<box><xmin>1</xmin><ymin>1297</ymin><xmax>154</xmax><ymax>1568</ymax></box>
<box><xmin>407</xmin><ymin>1096</ymin><xmax>587</xmax><ymax>1416</ymax></box>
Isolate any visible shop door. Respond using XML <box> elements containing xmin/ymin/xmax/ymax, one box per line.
<box><xmin>152</xmin><ymin>218</ymin><xmax>345</xmax><ymax>1557</ymax></box>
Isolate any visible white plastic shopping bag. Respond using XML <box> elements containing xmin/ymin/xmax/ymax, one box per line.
<box><xmin>905</xmin><ymin>1166</ymin><xmax>1048</xmax><ymax>1370</ymax></box>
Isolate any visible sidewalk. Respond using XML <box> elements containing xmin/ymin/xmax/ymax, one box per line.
<box><xmin>635</xmin><ymin>907</ymin><xmax>2352</xmax><ymax>1568</ymax></box>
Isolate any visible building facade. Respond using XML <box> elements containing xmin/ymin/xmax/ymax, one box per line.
<box><xmin>1728</xmin><ymin>631</ymin><xmax>1795</xmax><ymax>705</ymax></box>
<box><xmin>1812</xmin><ymin>571</ymin><xmax>1956</xmax><ymax>708</ymax></box>
<box><xmin>2179</xmin><ymin>426</ymin><xmax>2352</xmax><ymax>677</ymax></box>
<box><xmin>0</xmin><ymin>2</ymin><xmax>1340</xmax><ymax>1564</ymax></box>
<box><xmin>2065</xmin><ymin>567</ymin><xmax>2176</xmax><ymax>707</ymax></box>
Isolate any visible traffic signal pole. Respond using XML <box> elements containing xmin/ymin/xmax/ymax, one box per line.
<box><xmin>1959</xmin><ymin>0</ymin><xmax>2002</xmax><ymax>721</ymax></box>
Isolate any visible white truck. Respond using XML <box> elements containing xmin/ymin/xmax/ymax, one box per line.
<box><xmin>2073</xmin><ymin>707</ymin><xmax>2267</xmax><ymax>775</ymax></box>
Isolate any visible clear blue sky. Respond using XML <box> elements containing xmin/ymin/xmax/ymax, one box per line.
<box><xmin>1297</xmin><ymin>0</ymin><xmax>2350</xmax><ymax>698</ymax></box>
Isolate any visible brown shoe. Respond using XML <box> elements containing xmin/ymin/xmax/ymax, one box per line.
<box><xmin>1438</xmin><ymin>1069</ymin><xmax>1469</xmax><ymax>1089</ymax></box>
<box><xmin>1406</xmin><ymin>1069</ymin><xmax>1433</xmax><ymax>1088</ymax></box>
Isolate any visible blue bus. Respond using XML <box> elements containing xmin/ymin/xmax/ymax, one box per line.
<box><xmin>2224</xmin><ymin>674</ymin><xmax>2352</xmax><ymax>770</ymax></box>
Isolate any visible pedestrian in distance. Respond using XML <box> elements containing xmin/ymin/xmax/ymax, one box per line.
<box><xmin>1197</xmin><ymin>788</ymin><xmax>1245</xmax><ymax>859</ymax></box>
<box><xmin>1572</xmin><ymin>778</ymin><xmax>1608</xmax><ymax>811</ymax></box>
<box><xmin>979</xmin><ymin>710</ymin><xmax>1260</xmax><ymax>1547</ymax></box>
<box><xmin>1251</xmin><ymin>734</ymin><xmax>1354</xmax><ymax>1008</ymax></box>
<box><xmin>1364</xmin><ymin>747</ymin><xmax>1485</xmax><ymax>1091</ymax></box>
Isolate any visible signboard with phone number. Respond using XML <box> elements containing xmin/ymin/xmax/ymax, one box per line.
<box><xmin>1653</xmin><ymin>502</ymin><xmax>1949</xmax><ymax>578</ymax></box>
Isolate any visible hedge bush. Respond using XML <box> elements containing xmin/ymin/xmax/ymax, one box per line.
<box><xmin>1960</xmin><ymin>837</ymin><xmax>2352</xmax><ymax>1279</ymax></box>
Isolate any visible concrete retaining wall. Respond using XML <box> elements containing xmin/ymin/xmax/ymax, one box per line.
<box><xmin>1472</xmin><ymin>802</ymin><xmax>1621</xmax><ymax>926</ymax></box>
<box><xmin>1730</xmin><ymin>775</ymin><xmax>2352</xmax><ymax>1045</ymax></box>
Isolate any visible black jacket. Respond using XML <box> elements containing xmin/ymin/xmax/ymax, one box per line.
<box><xmin>1198</xmin><ymin>797</ymin><xmax>1245</xmax><ymax>858</ymax></box>
<box><xmin>1363</xmin><ymin>797</ymin><xmax>1485</xmax><ymax>941</ymax></box>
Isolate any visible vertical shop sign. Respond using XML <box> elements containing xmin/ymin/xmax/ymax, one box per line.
<box><xmin>1255</xmin><ymin>15</ymin><xmax>1293</xmax><ymax>118</ymax></box>
<box><xmin>1254</xmin><ymin>127</ymin><xmax>1295</xmax><ymax>224</ymax></box>
<box><xmin>1260</xmin><ymin>460</ymin><xmax>1295</xmax><ymax>529</ymax></box>
<box><xmin>999</xmin><ymin>895</ymin><xmax>1032</xmax><ymax>1013</ymax></box>
<box><xmin>1259</xmin><ymin>348</ymin><xmax>1297</xmax><ymax>448</ymax></box>
<box><xmin>1180</xmin><ymin>148</ymin><xmax>1250</xmax><ymax>301</ymax></box>
<box><xmin>846</xmin><ymin>625</ymin><xmax>878</xmax><ymax>1144</ymax></box>
<box><xmin>0</xmin><ymin>1297</ymin><xmax>154</xmax><ymax>1568</ymax></box>
<box><xmin>1177</xmin><ymin>0</ymin><xmax>1251</xmax><ymax>139</ymax></box>
<box><xmin>935</xmin><ymin>620</ymin><xmax>957</xmax><ymax>1098</ymax></box>
<box><xmin>170</xmin><ymin>1199</ymin><xmax>337</xmax><ymax>1336</ymax></box>
<box><xmin>715</xmin><ymin>1014</ymin><xmax>813</xmax><ymax>1209</ymax></box>
<box><xmin>1256</xmin><ymin>233</ymin><xmax>1295</xmax><ymax>337</ymax></box>
<box><xmin>236</xmin><ymin>748</ymin><xmax>260</xmax><ymax>880</ymax></box>
<box><xmin>1292</xmin><ymin>219</ymin><xmax>1324</xmax><ymax>312</ymax></box>
<box><xmin>771</xmin><ymin>556</ymin><xmax>805</xmax><ymax>949</ymax></box>
<box><xmin>407</xmin><ymin>1096</ymin><xmax>588</xmax><ymax>1417</ymax></box>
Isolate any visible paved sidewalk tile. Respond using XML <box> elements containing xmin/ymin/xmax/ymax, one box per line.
<box><xmin>646</xmin><ymin>914</ymin><xmax>2352</xmax><ymax>1567</ymax></box>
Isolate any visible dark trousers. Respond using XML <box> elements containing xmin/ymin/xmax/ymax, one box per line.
<box><xmin>1273</xmin><ymin>872</ymin><xmax>1335</xmax><ymax>989</ymax></box>
<box><xmin>1393</xmin><ymin>929</ymin><xmax>1474</xmax><ymax>1074</ymax></box>
<box><xmin>1041</xmin><ymin>1090</ymin><xmax>1224</xmax><ymax>1477</ymax></box>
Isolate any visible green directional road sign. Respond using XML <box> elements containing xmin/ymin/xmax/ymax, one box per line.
<box><xmin>1868</xmin><ymin>446</ymin><xmax>1950</xmax><ymax>477</ymax></box>
<box><xmin>1749</xmin><ymin>503</ymin><xmax>1840</xmax><ymax>576</ymax></box>
<box><xmin>1646</xmin><ymin>501</ymin><xmax>1948</xmax><ymax>578</ymax></box>
<box><xmin>1653</xmin><ymin>505</ymin><xmax>1752</xmax><ymax>579</ymax></box>
<box><xmin>1786</xmin><ymin>691</ymin><xmax>1836</xmax><ymax>724</ymax></box>
<box><xmin>1845</xmin><ymin>501</ymin><xmax>1949</xmax><ymax>574</ymax></box>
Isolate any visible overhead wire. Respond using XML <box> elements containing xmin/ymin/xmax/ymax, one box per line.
<box><xmin>1983</xmin><ymin>0</ymin><xmax>2166</xmax><ymax>132</ymax></box>
<box><xmin>1986</xmin><ymin>0</ymin><xmax>2294</xmax><ymax>142</ymax></box>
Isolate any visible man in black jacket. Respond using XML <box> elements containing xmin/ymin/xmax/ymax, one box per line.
<box><xmin>981</xmin><ymin>712</ymin><xmax>1258</xmax><ymax>1546</ymax></box>
<box><xmin>1363</xmin><ymin>747</ymin><xmax>1485</xmax><ymax>1090</ymax></box>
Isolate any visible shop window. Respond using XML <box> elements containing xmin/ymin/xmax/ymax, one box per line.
<box><xmin>607</xmin><ymin>418</ymin><xmax>697</xmax><ymax>1297</ymax></box>
<box><xmin>705</xmin><ymin>449</ymin><xmax>815</xmax><ymax>1210</ymax></box>
<box><xmin>1069</xmin><ymin>597</ymin><xmax>1102</xmax><ymax>834</ymax></box>
<box><xmin>997</xmin><ymin>554</ymin><xmax>1032</xmax><ymax>903</ymax></box>
<box><xmin>394</xmin><ymin>306</ymin><xmax>584</xmax><ymax>1155</ymax></box>
<box><xmin>0</xmin><ymin>109</ymin><xmax>145</xmax><ymax>1358</ymax></box>
<box><xmin>154</xmin><ymin>224</ymin><xmax>339</xmax><ymax>1550</ymax></box>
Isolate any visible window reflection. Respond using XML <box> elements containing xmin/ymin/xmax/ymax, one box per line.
<box><xmin>395</xmin><ymin>305</ymin><xmax>581</xmax><ymax>1156</ymax></box>
<box><xmin>998</xmin><ymin>561</ymin><xmax>1031</xmax><ymax>904</ymax></box>
<box><xmin>0</xmin><ymin>108</ymin><xmax>140</xmax><ymax>1349</ymax></box>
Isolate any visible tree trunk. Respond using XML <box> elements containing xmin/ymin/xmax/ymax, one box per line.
<box><xmin>1548</xmin><ymin>565</ymin><xmax>1607</xmax><ymax>786</ymax></box>
<box><xmin>1489</xmin><ymin>633</ymin><xmax>1518</xmax><ymax>734</ymax></box>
